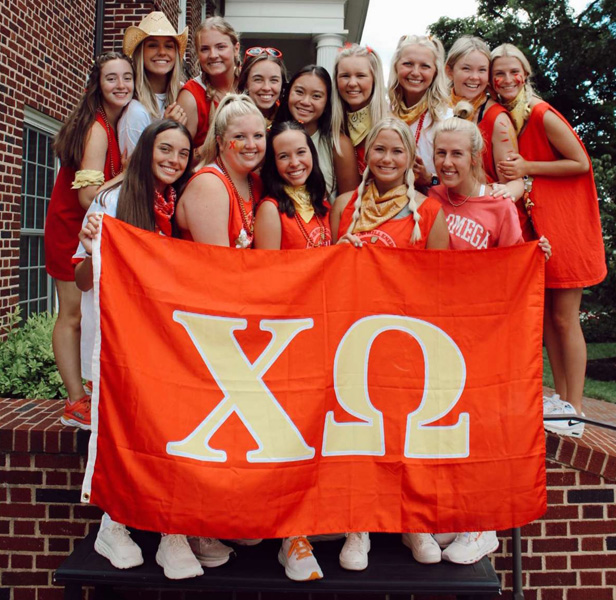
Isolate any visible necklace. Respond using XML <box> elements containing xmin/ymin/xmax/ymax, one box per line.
<box><xmin>294</xmin><ymin>212</ymin><xmax>329</xmax><ymax>248</ymax></box>
<box><xmin>97</xmin><ymin>108</ymin><xmax>118</xmax><ymax>177</ymax></box>
<box><xmin>216</xmin><ymin>158</ymin><xmax>254</xmax><ymax>247</ymax></box>
<box><xmin>446</xmin><ymin>185</ymin><xmax>475</xmax><ymax>208</ymax></box>
<box><xmin>414</xmin><ymin>110</ymin><xmax>427</xmax><ymax>145</ymax></box>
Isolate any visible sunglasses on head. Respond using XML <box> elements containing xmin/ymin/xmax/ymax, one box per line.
<box><xmin>244</xmin><ymin>46</ymin><xmax>283</xmax><ymax>59</ymax></box>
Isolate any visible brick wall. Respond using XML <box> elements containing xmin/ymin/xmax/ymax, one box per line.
<box><xmin>0</xmin><ymin>0</ymin><xmax>96</xmax><ymax>329</ymax></box>
<box><xmin>1</xmin><ymin>397</ymin><xmax>615</xmax><ymax>600</ymax></box>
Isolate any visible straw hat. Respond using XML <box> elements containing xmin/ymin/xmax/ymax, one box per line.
<box><xmin>123</xmin><ymin>12</ymin><xmax>188</xmax><ymax>58</ymax></box>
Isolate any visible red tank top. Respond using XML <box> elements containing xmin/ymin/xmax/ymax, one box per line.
<box><xmin>181</xmin><ymin>164</ymin><xmax>263</xmax><ymax>247</ymax></box>
<box><xmin>182</xmin><ymin>78</ymin><xmax>213</xmax><ymax>148</ymax></box>
<box><xmin>518</xmin><ymin>101</ymin><xmax>606</xmax><ymax>288</ymax></box>
<box><xmin>478</xmin><ymin>103</ymin><xmax>510</xmax><ymax>184</ymax></box>
<box><xmin>337</xmin><ymin>188</ymin><xmax>442</xmax><ymax>249</ymax></box>
<box><xmin>261</xmin><ymin>197</ymin><xmax>332</xmax><ymax>249</ymax></box>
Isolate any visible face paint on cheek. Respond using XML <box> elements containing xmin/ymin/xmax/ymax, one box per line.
<box><xmin>514</xmin><ymin>74</ymin><xmax>524</xmax><ymax>85</ymax></box>
<box><xmin>494</xmin><ymin>76</ymin><xmax>505</xmax><ymax>88</ymax></box>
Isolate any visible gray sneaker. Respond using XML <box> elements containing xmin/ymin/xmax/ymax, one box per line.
<box><xmin>188</xmin><ymin>536</ymin><xmax>235</xmax><ymax>567</ymax></box>
<box><xmin>543</xmin><ymin>396</ymin><xmax>584</xmax><ymax>438</ymax></box>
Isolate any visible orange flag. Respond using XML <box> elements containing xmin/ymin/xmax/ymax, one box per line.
<box><xmin>83</xmin><ymin>216</ymin><xmax>546</xmax><ymax>538</ymax></box>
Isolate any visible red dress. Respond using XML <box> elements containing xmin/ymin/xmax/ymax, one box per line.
<box><xmin>478</xmin><ymin>103</ymin><xmax>510</xmax><ymax>184</ymax></box>
<box><xmin>180</xmin><ymin>165</ymin><xmax>263</xmax><ymax>247</ymax></box>
<box><xmin>337</xmin><ymin>189</ymin><xmax>442</xmax><ymax>249</ymax></box>
<box><xmin>260</xmin><ymin>197</ymin><xmax>332</xmax><ymax>249</ymax></box>
<box><xmin>44</xmin><ymin>112</ymin><xmax>121</xmax><ymax>281</ymax></box>
<box><xmin>518</xmin><ymin>101</ymin><xmax>606</xmax><ymax>289</ymax></box>
<box><xmin>181</xmin><ymin>78</ymin><xmax>214</xmax><ymax>149</ymax></box>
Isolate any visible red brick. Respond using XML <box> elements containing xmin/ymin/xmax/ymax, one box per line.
<box><xmin>2</xmin><ymin>571</ymin><xmax>49</xmax><ymax>586</ymax></box>
<box><xmin>1</xmin><ymin>503</ymin><xmax>45</xmax><ymax>518</ymax></box>
<box><xmin>568</xmin><ymin>589</ymin><xmax>613</xmax><ymax>600</ymax></box>
<box><xmin>581</xmin><ymin>536</ymin><xmax>604</xmax><ymax>551</ymax></box>
<box><xmin>45</xmin><ymin>471</ymin><xmax>68</xmax><ymax>485</ymax></box>
<box><xmin>10</xmin><ymin>553</ymin><xmax>33</xmax><ymax>569</ymax></box>
<box><xmin>73</xmin><ymin>504</ymin><xmax>103</xmax><ymax>520</ymax></box>
<box><xmin>0</xmin><ymin>520</ymin><xmax>8</xmax><ymax>534</ymax></box>
<box><xmin>9</xmin><ymin>452</ymin><xmax>32</xmax><ymax>467</ymax></box>
<box><xmin>532</xmin><ymin>537</ymin><xmax>578</xmax><ymax>552</ymax></box>
<box><xmin>520</xmin><ymin>522</ymin><xmax>542</xmax><ymax>537</ymax></box>
<box><xmin>572</xmin><ymin>444</ymin><xmax>591</xmax><ymax>470</ymax></box>
<box><xmin>547</xmin><ymin>489</ymin><xmax>564</xmax><ymax>504</ymax></box>
<box><xmin>570</xmin><ymin>521</ymin><xmax>616</xmax><ymax>535</ymax></box>
<box><xmin>36</xmin><ymin>553</ymin><xmax>65</xmax><ymax>570</ymax></box>
<box><xmin>580</xmin><ymin>571</ymin><xmax>603</xmax><ymax>586</ymax></box>
<box><xmin>39</xmin><ymin>520</ymin><xmax>86</xmax><ymax>537</ymax></box>
<box><xmin>9</xmin><ymin>487</ymin><xmax>32</xmax><ymax>502</ymax></box>
<box><xmin>583</xmin><ymin>505</ymin><xmax>605</xmax><ymax>519</ymax></box>
<box><xmin>36</xmin><ymin>589</ymin><xmax>66</xmax><ymax>600</ymax></box>
<box><xmin>541</xmin><ymin>590</ymin><xmax>569</xmax><ymax>600</ymax></box>
<box><xmin>12</xmin><ymin>589</ymin><xmax>36</xmax><ymax>600</ymax></box>
<box><xmin>48</xmin><ymin>505</ymin><xmax>71</xmax><ymax>519</ymax></box>
<box><xmin>35</xmin><ymin>454</ymin><xmax>82</xmax><ymax>469</ymax></box>
<box><xmin>2</xmin><ymin>469</ymin><xmax>42</xmax><ymax>484</ymax></box>
<box><xmin>545</xmin><ymin>555</ymin><xmax>568</xmax><ymax>570</ymax></box>
<box><xmin>528</xmin><ymin>570</ymin><xmax>576</xmax><ymax>586</ymax></box>
<box><xmin>0</xmin><ymin>535</ymin><xmax>44</xmax><ymax>552</ymax></box>
<box><xmin>48</xmin><ymin>537</ymin><xmax>71</xmax><ymax>552</ymax></box>
<box><xmin>13</xmin><ymin>520</ymin><xmax>35</xmax><ymax>535</ymax></box>
<box><xmin>606</xmin><ymin>570</ymin><xmax>616</xmax><ymax>585</ymax></box>
<box><xmin>542</xmin><ymin>505</ymin><xmax>580</xmax><ymax>520</ymax></box>
<box><xmin>556</xmin><ymin>439</ymin><xmax>575</xmax><ymax>464</ymax></box>
<box><xmin>571</xmin><ymin>553</ymin><xmax>616</xmax><ymax>569</ymax></box>
<box><xmin>0</xmin><ymin>553</ymin><xmax>7</xmax><ymax>569</ymax></box>
<box><xmin>545</xmin><ymin>522</ymin><xmax>567</xmax><ymax>536</ymax></box>
<box><xmin>546</xmin><ymin>470</ymin><xmax>576</xmax><ymax>486</ymax></box>
<box><xmin>578</xmin><ymin>471</ymin><xmax>603</xmax><ymax>486</ymax></box>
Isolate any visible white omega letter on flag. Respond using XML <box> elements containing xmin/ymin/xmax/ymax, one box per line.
<box><xmin>167</xmin><ymin>312</ymin><xmax>316</xmax><ymax>463</ymax></box>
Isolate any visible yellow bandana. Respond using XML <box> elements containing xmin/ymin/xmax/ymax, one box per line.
<box><xmin>354</xmin><ymin>181</ymin><xmax>408</xmax><ymax>233</ymax></box>
<box><xmin>284</xmin><ymin>185</ymin><xmax>314</xmax><ymax>223</ymax></box>
<box><xmin>503</xmin><ymin>87</ymin><xmax>531</xmax><ymax>135</ymax></box>
<box><xmin>397</xmin><ymin>97</ymin><xmax>429</xmax><ymax>126</ymax></box>
<box><xmin>347</xmin><ymin>106</ymin><xmax>371</xmax><ymax>147</ymax></box>
<box><xmin>450</xmin><ymin>90</ymin><xmax>488</xmax><ymax>120</ymax></box>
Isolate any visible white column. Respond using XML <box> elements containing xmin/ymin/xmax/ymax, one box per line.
<box><xmin>314</xmin><ymin>33</ymin><xmax>346</xmax><ymax>77</ymax></box>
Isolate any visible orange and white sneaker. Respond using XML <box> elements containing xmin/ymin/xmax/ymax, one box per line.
<box><xmin>278</xmin><ymin>536</ymin><xmax>323</xmax><ymax>581</ymax></box>
<box><xmin>60</xmin><ymin>395</ymin><xmax>91</xmax><ymax>430</ymax></box>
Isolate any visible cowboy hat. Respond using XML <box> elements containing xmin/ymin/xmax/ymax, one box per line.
<box><xmin>123</xmin><ymin>12</ymin><xmax>188</xmax><ymax>58</ymax></box>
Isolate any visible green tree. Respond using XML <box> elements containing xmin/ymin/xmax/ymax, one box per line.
<box><xmin>429</xmin><ymin>0</ymin><xmax>616</xmax><ymax>158</ymax></box>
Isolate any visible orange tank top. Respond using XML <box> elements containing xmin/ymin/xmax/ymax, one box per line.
<box><xmin>261</xmin><ymin>197</ymin><xmax>332</xmax><ymax>249</ymax></box>
<box><xmin>337</xmin><ymin>188</ymin><xmax>442</xmax><ymax>249</ymax></box>
<box><xmin>478</xmin><ymin>103</ymin><xmax>510</xmax><ymax>184</ymax></box>
<box><xmin>181</xmin><ymin>165</ymin><xmax>263</xmax><ymax>247</ymax></box>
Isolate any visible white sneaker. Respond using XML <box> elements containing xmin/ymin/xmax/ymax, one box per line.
<box><xmin>442</xmin><ymin>531</ymin><xmax>499</xmax><ymax>564</ymax></box>
<box><xmin>339</xmin><ymin>532</ymin><xmax>370</xmax><ymax>571</ymax></box>
<box><xmin>401</xmin><ymin>533</ymin><xmax>441</xmax><ymax>564</ymax></box>
<box><xmin>188</xmin><ymin>537</ymin><xmax>235</xmax><ymax>567</ymax></box>
<box><xmin>156</xmin><ymin>534</ymin><xmax>204</xmax><ymax>579</ymax></box>
<box><xmin>278</xmin><ymin>536</ymin><xmax>323</xmax><ymax>581</ymax></box>
<box><xmin>94</xmin><ymin>521</ymin><xmax>144</xmax><ymax>569</ymax></box>
<box><xmin>543</xmin><ymin>396</ymin><xmax>584</xmax><ymax>438</ymax></box>
<box><xmin>433</xmin><ymin>533</ymin><xmax>457</xmax><ymax>549</ymax></box>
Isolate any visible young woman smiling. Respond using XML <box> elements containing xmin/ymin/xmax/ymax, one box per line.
<box><xmin>119</xmin><ymin>12</ymin><xmax>188</xmax><ymax>156</ymax></box>
<box><xmin>388</xmin><ymin>34</ymin><xmax>450</xmax><ymax>188</ymax></box>
<box><xmin>277</xmin><ymin>65</ymin><xmax>359</xmax><ymax>203</ymax></box>
<box><xmin>238</xmin><ymin>47</ymin><xmax>287</xmax><ymax>126</ymax></box>
<box><xmin>177</xmin><ymin>17</ymin><xmax>241</xmax><ymax>152</ymax></box>
<box><xmin>445</xmin><ymin>36</ymin><xmax>518</xmax><ymax>186</ymax></box>
<box><xmin>491</xmin><ymin>43</ymin><xmax>606</xmax><ymax>437</ymax></box>
<box><xmin>331</xmin><ymin>44</ymin><xmax>389</xmax><ymax>175</ymax></box>
<box><xmin>45</xmin><ymin>52</ymin><xmax>134</xmax><ymax>431</ymax></box>
<box><xmin>177</xmin><ymin>94</ymin><xmax>266</xmax><ymax>248</ymax></box>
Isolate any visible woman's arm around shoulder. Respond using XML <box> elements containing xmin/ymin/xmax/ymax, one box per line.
<box><xmin>491</xmin><ymin>109</ymin><xmax>519</xmax><ymax>183</ymax></box>
<box><xmin>333</xmin><ymin>133</ymin><xmax>361</xmax><ymax>194</ymax></box>
<box><xmin>177</xmin><ymin>172</ymin><xmax>231</xmax><ymax>246</ymax></box>
<box><xmin>177</xmin><ymin>88</ymin><xmax>199</xmax><ymax>140</ymax></box>
<box><xmin>77</xmin><ymin>121</ymin><xmax>109</xmax><ymax>211</ymax></box>
<box><xmin>254</xmin><ymin>199</ymin><xmax>282</xmax><ymax>249</ymax></box>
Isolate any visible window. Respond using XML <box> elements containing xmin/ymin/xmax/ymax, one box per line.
<box><xmin>19</xmin><ymin>107</ymin><xmax>60</xmax><ymax>317</ymax></box>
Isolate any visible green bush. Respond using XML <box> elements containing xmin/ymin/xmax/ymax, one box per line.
<box><xmin>580</xmin><ymin>310</ymin><xmax>616</xmax><ymax>344</ymax></box>
<box><xmin>0</xmin><ymin>307</ymin><xmax>66</xmax><ymax>400</ymax></box>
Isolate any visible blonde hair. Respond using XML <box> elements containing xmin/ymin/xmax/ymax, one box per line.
<box><xmin>196</xmin><ymin>94</ymin><xmax>266</xmax><ymax>168</ymax></box>
<box><xmin>490</xmin><ymin>43</ymin><xmax>536</xmax><ymax>100</ymax></box>
<box><xmin>346</xmin><ymin>117</ymin><xmax>422</xmax><ymax>244</ymax></box>
<box><xmin>194</xmin><ymin>17</ymin><xmax>241</xmax><ymax>101</ymax></box>
<box><xmin>331</xmin><ymin>44</ymin><xmax>389</xmax><ymax>154</ymax></box>
<box><xmin>132</xmin><ymin>41</ymin><xmax>183</xmax><ymax>120</ymax></box>
<box><xmin>388</xmin><ymin>35</ymin><xmax>449</xmax><ymax>122</ymax></box>
<box><xmin>433</xmin><ymin>104</ymin><xmax>486</xmax><ymax>183</ymax></box>
<box><xmin>445</xmin><ymin>36</ymin><xmax>491</xmax><ymax>91</ymax></box>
